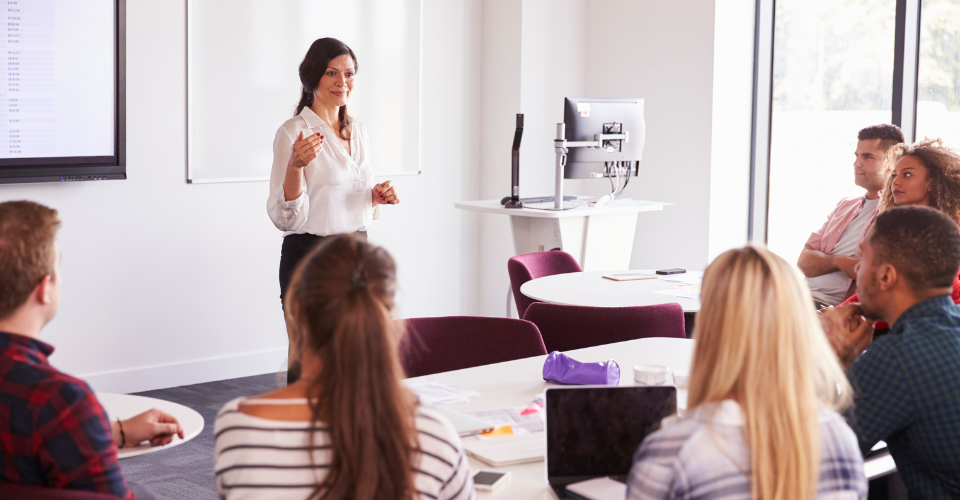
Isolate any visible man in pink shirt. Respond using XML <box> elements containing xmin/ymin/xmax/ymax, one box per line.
<box><xmin>798</xmin><ymin>124</ymin><xmax>904</xmax><ymax>308</ymax></box>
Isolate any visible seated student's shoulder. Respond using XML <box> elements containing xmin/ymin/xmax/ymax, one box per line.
<box><xmin>414</xmin><ymin>405</ymin><xmax>465</xmax><ymax>459</ymax></box>
<box><xmin>4</xmin><ymin>355</ymin><xmax>101</xmax><ymax>415</ymax></box>
<box><xmin>816</xmin><ymin>407</ymin><xmax>861</xmax><ymax>453</ymax></box>
<box><xmin>634</xmin><ymin>411</ymin><xmax>704</xmax><ymax>465</ymax></box>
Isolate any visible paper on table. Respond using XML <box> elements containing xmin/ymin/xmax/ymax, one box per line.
<box><xmin>658</xmin><ymin>274</ymin><xmax>703</xmax><ymax>285</ymax></box>
<box><xmin>653</xmin><ymin>288</ymin><xmax>700</xmax><ymax>300</ymax></box>
<box><xmin>463</xmin><ymin>406</ymin><xmax>545</xmax><ymax>436</ymax></box>
<box><xmin>404</xmin><ymin>377</ymin><xmax>480</xmax><ymax>404</ymax></box>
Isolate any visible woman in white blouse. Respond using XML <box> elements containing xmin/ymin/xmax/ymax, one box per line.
<box><xmin>267</xmin><ymin>38</ymin><xmax>399</xmax><ymax>382</ymax></box>
<box><xmin>214</xmin><ymin>235</ymin><xmax>474</xmax><ymax>500</ymax></box>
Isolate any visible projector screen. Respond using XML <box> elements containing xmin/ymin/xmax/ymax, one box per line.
<box><xmin>0</xmin><ymin>0</ymin><xmax>125</xmax><ymax>184</ymax></box>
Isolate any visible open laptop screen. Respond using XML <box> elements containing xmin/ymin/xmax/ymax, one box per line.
<box><xmin>546</xmin><ymin>386</ymin><xmax>677</xmax><ymax>486</ymax></box>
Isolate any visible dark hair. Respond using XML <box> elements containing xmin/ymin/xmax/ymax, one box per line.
<box><xmin>858</xmin><ymin>124</ymin><xmax>905</xmax><ymax>152</ymax></box>
<box><xmin>869</xmin><ymin>206</ymin><xmax>960</xmax><ymax>291</ymax></box>
<box><xmin>0</xmin><ymin>201</ymin><xmax>60</xmax><ymax>319</ymax></box>
<box><xmin>285</xmin><ymin>235</ymin><xmax>419</xmax><ymax>500</ymax></box>
<box><xmin>295</xmin><ymin>38</ymin><xmax>357</xmax><ymax>141</ymax></box>
<box><xmin>879</xmin><ymin>138</ymin><xmax>960</xmax><ymax>226</ymax></box>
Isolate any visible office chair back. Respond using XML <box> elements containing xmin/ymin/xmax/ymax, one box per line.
<box><xmin>507</xmin><ymin>251</ymin><xmax>582</xmax><ymax>318</ymax></box>
<box><xmin>398</xmin><ymin>316</ymin><xmax>548</xmax><ymax>377</ymax></box>
<box><xmin>523</xmin><ymin>302</ymin><xmax>685</xmax><ymax>352</ymax></box>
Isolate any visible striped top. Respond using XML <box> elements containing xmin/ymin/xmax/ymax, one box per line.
<box><xmin>627</xmin><ymin>400</ymin><xmax>867</xmax><ymax>499</ymax></box>
<box><xmin>214</xmin><ymin>398</ymin><xmax>475</xmax><ymax>500</ymax></box>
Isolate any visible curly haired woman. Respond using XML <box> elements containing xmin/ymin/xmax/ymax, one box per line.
<box><xmin>841</xmin><ymin>138</ymin><xmax>960</xmax><ymax>320</ymax></box>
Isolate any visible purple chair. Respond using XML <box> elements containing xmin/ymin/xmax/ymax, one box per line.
<box><xmin>508</xmin><ymin>251</ymin><xmax>583</xmax><ymax>318</ymax></box>
<box><xmin>0</xmin><ymin>484</ymin><xmax>129</xmax><ymax>500</ymax></box>
<box><xmin>522</xmin><ymin>302</ymin><xmax>685</xmax><ymax>353</ymax></box>
<box><xmin>398</xmin><ymin>316</ymin><xmax>548</xmax><ymax>377</ymax></box>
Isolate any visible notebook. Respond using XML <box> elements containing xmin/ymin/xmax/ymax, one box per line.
<box><xmin>546</xmin><ymin>386</ymin><xmax>677</xmax><ymax>498</ymax></box>
<box><xmin>462</xmin><ymin>433</ymin><xmax>545</xmax><ymax>467</ymax></box>
<box><xmin>601</xmin><ymin>272</ymin><xmax>657</xmax><ymax>281</ymax></box>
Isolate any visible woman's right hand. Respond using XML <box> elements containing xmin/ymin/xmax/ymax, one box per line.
<box><xmin>288</xmin><ymin>130</ymin><xmax>324</xmax><ymax>168</ymax></box>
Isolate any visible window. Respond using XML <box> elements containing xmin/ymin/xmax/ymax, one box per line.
<box><xmin>915</xmin><ymin>0</ymin><xmax>960</xmax><ymax>147</ymax></box>
<box><xmin>765</xmin><ymin>0</ymin><xmax>897</xmax><ymax>266</ymax></box>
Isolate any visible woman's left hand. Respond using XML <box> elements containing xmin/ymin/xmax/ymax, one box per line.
<box><xmin>373</xmin><ymin>181</ymin><xmax>399</xmax><ymax>206</ymax></box>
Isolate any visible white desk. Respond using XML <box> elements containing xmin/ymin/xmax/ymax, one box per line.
<box><xmin>97</xmin><ymin>393</ymin><xmax>204</xmax><ymax>459</ymax></box>
<box><xmin>455</xmin><ymin>199</ymin><xmax>666</xmax><ymax>272</ymax></box>
<box><xmin>521</xmin><ymin>270</ymin><xmax>702</xmax><ymax>313</ymax></box>
<box><xmin>411</xmin><ymin>337</ymin><xmax>895</xmax><ymax>498</ymax></box>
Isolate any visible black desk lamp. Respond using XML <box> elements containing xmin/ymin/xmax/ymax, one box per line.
<box><xmin>503</xmin><ymin>113</ymin><xmax>524</xmax><ymax>208</ymax></box>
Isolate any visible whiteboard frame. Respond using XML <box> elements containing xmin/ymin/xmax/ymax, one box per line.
<box><xmin>184</xmin><ymin>0</ymin><xmax>424</xmax><ymax>185</ymax></box>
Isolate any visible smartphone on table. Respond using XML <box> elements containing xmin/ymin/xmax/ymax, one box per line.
<box><xmin>473</xmin><ymin>470</ymin><xmax>510</xmax><ymax>492</ymax></box>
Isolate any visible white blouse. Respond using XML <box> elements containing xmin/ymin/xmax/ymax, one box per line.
<box><xmin>267</xmin><ymin>107</ymin><xmax>380</xmax><ymax>236</ymax></box>
<box><xmin>214</xmin><ymin>398</ymin><xmax>476</xmax><ymax>500</ymax></box>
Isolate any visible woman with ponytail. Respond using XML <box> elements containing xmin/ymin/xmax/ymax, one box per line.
<box><xmin>627</xmin><ymin>246</ymin><xmax>867</xmax><ymax>500</ymax></box>
<box><xmin>267</xmin><ymin>38</ymin><xmax>400</xmax><ymax>382</ymax></box>
<box><xmin>214</xmin><ymin>235</ymin><xmax>474</xmax><ymax>500</ymax></box>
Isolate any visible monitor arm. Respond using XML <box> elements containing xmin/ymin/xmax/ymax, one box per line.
<box><xmin>552</xmin><ymin>123</ymin><xmax>629</xmax><ymax>210</ymax></box>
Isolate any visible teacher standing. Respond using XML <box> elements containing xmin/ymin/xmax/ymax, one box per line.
<box><xmin>267</xmin><ymin>38</ymin><xmax>399</xmax><ymax>382</ymax></box>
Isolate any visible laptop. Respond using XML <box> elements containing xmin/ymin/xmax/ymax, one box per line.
<box><xmin>545</xmin><ymin>386</ymin><xmax>677</xmax><ymax>499</ymax></box>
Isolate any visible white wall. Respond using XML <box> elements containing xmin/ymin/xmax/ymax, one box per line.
<box><xmin>0</xmin><ymin>0</ymin><xmax>756</xmax><ymax>389</ymax></box>
<box><xmin>708</xmin><ymin>0</ymin><xmax>755</xmax><ymax>261</ymax></box>
<box><xmin>0</xmin><ymin>0</ymin><xmax>482</xmax><ymax>393</ymax></box>
<box><xmin>583</xmin><ymin>0</ymin><xmax>718</xmax><ymax>272</ymax></box>
<box><xmin>477</xmin><ymin>0</ymin><xmax>523</xmax><ymax>317</ymax></box>
<box><xmin>473</xmin><ymin>0</ymin><xmax>754</xmax><ymax>316</ymax></box>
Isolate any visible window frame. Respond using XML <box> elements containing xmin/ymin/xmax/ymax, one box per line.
<box><xmin>748</xmin><ymin>0</ymin><xmax>922</xmax><ymax>243</ymax></box>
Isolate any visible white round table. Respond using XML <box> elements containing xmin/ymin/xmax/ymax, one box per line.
<box><xmin>520</xmin><ymin>270</ymin><xmax>702</xmax><ymax>313</ymax></box>
<box><xmin>97</xmin><ymin>393</ymin><xmax>205</xmax><ymax>459</ymax></box>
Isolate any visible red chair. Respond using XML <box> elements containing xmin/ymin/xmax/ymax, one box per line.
<box><xmin>522</xmin><ymin>302</ymin><xmax>685</xmax><ymax>352</ymax></box>
<box><xmin>507</xmin><ymin>251</ymin><xmax>582</xmax><ymax>318</ymax></box>
<box><xmin>0</xmin><ymin>484</ymin><xmax>129</xmax><ymax>500</ymax></box>
<box><xmin>398</xmin><ymin>316</ymin><xmax>548</xmax><ymax>377</ymax></box>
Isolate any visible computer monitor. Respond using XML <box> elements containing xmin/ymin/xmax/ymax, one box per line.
<box><xmin>562</xmin><ymin>97</ymin><xmax>645</xmax><ymax>179</ymax></box>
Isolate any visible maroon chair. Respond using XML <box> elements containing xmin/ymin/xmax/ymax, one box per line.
<box><xmin>507</xmin><ymin>251</ymin><xmax>583</xmax><ymax>318</ymax></box>
<box><xmin>522</xmin><ymin>302</ymin><xmax>685</xmax><ymax>352</ymax></box>
<box><xmin>0</xmin><ymin>484</ymin><xmax>128</xmax><ymax>500</ymax></box>
<box><xmin>398</xmin><ymin>316</ymin><xmax>548</xmax><ymax>377</ymax></box>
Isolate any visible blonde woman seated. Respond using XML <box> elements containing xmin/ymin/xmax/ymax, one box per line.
<box><xmin>214</xmin><ymin>235</ymin><xmax>474</xmax><ymax>500</ymax></box>
<box><xmin>627</xmin><ymin>246</ymin><xmax>867</xmax><ymax>499</ymax></box>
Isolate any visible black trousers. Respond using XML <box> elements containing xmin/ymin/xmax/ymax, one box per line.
<box><xmin>279</xmin><ymin>231</ymin><xmax>366</xmax><ymax>384</ymax></box>
<box><xmin>278</xmin><ymin>232</ymin><xmax>368</xmax><ymax>306</ymax></box>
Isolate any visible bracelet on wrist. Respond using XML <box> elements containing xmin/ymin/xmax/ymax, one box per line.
<box><xmin>116</xmin><ymin>417</ymin><xmax>126</xmax><ymax>449</ymax></box>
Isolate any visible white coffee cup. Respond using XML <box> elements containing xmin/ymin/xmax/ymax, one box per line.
<box><xmin>634</xmin><ymin>364</ymin><xmax>670</xmax><ymax>386</ymax></box>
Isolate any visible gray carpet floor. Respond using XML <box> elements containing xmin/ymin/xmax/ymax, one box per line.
<box><xmin>121</xmin><ymin>372</ymin><xmax>285</xmax><ymax>500</ymax></box>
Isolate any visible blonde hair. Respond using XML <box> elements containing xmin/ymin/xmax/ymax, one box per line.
<box><xmin>688</xmin><ymin>246</ymin><xmax>852</xmax><ymax>500</ymax></box>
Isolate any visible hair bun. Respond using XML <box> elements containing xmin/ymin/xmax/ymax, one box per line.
<box><xmin>349</xmin><ymin>269</ymin><xmax>368</xmax><ymax>292</ymax></box>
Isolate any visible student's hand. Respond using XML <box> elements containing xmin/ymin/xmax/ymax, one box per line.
<box><xmin>372</xmin><ymin>180</ymin><xmax>399</xmax><ymax>206</ymax></box>
<box><xmin>118</xmin><ymin>408</ymin><xmax>185</xmax><ymax>448</ymax></box>
<box><xmin>833</xmin><ymin>255</ymin><xmax>860</xmax><ymax>279</ymax></box>
<box><xmin>289</xmin><ymin>130</ymin><xmax>323</xmax><ymax>168</ymax></box>
<box><xmin>820</xmin><ymin>303</ymin><xmax>875</xmax><ymax>369</ymax></box>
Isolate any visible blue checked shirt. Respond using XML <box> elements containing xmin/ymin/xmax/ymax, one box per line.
<box><xmin>846</xmin><ymin>295</ymin><xmax>960</xmax><ymax>498</ymax></box>
<box><xmin>626</xmin><ymin>400</ymin><xmax>866</xmax><ymax>499</ymax></box>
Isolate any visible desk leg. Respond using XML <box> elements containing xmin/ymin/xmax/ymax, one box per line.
<box><xmin>509</xmin><ymin>216</ymin><xmax>570</xmax><ymax>256</ymax></box>
<box><xmin>581</xmin><ymin>212</ymin><xmax>639</xmax><ymax>271</ymax></box>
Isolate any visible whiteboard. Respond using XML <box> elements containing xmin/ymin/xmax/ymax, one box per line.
<box><xmin>186</xmin><ymin>0</ymin><xmax>422</xmax><ymax>183</ymax></box>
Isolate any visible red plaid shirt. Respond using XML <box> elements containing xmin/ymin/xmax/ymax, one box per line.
<box><xmin>0</xmin><ymin>332</ymin><xmax>131</xmax><ymax>498</ymax></box>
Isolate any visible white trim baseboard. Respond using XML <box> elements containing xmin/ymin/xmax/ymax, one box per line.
<box><xmin>80</xmin><ymin>347</ymin><xmax>287</xmax><ymax>394</ymax></box>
